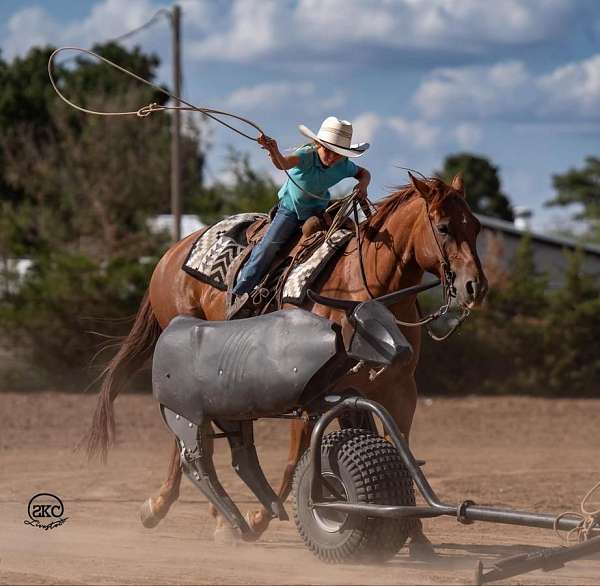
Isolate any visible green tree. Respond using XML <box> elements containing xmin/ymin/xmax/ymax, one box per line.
<box><xmin>543</xmin><ymin>249</ymin><xmax>600</xmax><ymax>394</ymax></box>
<box><xmin>437</xmin><ymin>153</ymin><xmax>514</xmax><ymax>221</ymax></box>
<box><xmin>0</xmin><ymin>42</ymin><xmax>203</xmax><ymax>207</ymax></box>
<box><xmin>487</xmin><ymin>233</ymin><xmax>548</xmax><ymax>318</ymax></box>
<box><xmin>545</xmin><ymin>157</ymin><xmax>600</xmax><ymax>241</ymax></box>
<box><xmin>62</xmin><ymin>42</ymin><xmax>165</xmax><ymax>100</ymax></box>
<box><xmin>2</xmin><ymin>92</ymin><xmax>172</xmax><ymax>261</ymax></box>
<box><xmin>0</xmin><ymin>43</ymin><xmax>205</xmax><ymax>388</ymax></box>
<box><xmin>190</xmin><ymin>148</ymin><xmax>277</xmax><ymax>224</ymax></box>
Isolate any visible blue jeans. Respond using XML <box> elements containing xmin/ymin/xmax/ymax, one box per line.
<box><xmin>233</xmin><ymin>205</ymin><xmax>303</xmax><ymax>295</ymax></box>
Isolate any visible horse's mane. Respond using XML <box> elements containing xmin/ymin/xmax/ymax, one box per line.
<box><xmin>366</xmin><ymin>177</ymin><xmax>450</xmax><ymax>232</ymax></box>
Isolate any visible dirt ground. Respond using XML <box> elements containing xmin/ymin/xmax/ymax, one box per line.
<box><xmin>1</xmin><ymin>391</ymin><xmax>599</xmax><ymax>585</ymax></box>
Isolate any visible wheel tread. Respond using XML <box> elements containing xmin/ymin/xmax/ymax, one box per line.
<box><xmin>292</xmin><ymin>428</ymin><xmax>415</xmax><ymax>564</ymax></box>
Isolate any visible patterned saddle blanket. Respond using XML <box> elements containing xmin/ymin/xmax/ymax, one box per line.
<box><xmin>182</xmin><ymin>213</ymin><xmax>353</xmax><ymax>305</ymax></box>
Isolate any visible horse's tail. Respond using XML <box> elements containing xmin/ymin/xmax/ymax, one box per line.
<box><xmin>86</xmin><ymin>292</ymin><xmax>162</xmax><ymax>461</ymax></box>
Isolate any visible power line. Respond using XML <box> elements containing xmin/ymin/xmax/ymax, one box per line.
<box><xmin>56</xmin><ymin>8</ymin><xmax>171</xmax><ymax>65</ymax></box>
<box><xmin>105</xmin><ymin>8</ymin><xmax>171</xmax><ymax>46</ymax></box>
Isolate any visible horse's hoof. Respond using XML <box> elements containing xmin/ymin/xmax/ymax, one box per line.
<box><xmin>408</xmin><ymin>539</ymin><xmax>437</xmax><ymax>561</ymax></box>
<box><xmin>140</xmin><ymin>498</ymin><xmax>161</xmax><ymax>529</ymax></box>
<box><xmin>240</xmin><ymin>511</ymin><xmax>263</xmax><ymax>542</ymax></box>
<box><xmin>213</xmin><ymin>524</ymin><xmax>241</xmax><ymax>545</ymax></box>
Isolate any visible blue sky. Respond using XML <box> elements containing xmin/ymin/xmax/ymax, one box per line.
<box><xmin>2</xmin><ymin>0</ymin><xmax>599</xmax><ymax>231</ymax></box>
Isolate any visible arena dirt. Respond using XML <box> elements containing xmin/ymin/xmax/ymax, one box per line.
<box><xmin>1</xmin><ymin>392</ymin><xmax>599</xmax><ymax>585</ymax></box>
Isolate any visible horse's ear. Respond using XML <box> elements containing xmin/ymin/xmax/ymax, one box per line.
<box><xmin>408</xmin><ymin>172</ymin><xmax>431</xmax><ymax>199</ymax></box>
<box><xmin>451</xmin><ymin>173</ymin><xmax>465</xmax><ymax>196</ymax></box>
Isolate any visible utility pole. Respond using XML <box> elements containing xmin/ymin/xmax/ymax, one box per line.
<box><xmin>170</xmin><ymin>4</ymin><xmax>182</xmax><ymax>241</ymax></box>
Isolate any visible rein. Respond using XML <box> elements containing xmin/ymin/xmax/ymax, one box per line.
<box><xmin>48</xmin><ymin>46</ymin><xmax>329</xmax><ymax>203</ymax></box>
<box><xmin>350</xmin><ymin>192</ymin><xmax>470</xmax><ymax>341</ymax></box>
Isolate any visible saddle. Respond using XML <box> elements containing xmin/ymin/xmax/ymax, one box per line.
<box><xmin>224</xmin><ymin>203</ymin><xmax>355</xmax><ymax>319</ymax></box>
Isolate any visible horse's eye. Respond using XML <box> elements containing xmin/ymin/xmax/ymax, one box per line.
<box><xmin>437</xmin><ymin>223</ymin><xmax>450</xmax><ymax>235</ymax></box>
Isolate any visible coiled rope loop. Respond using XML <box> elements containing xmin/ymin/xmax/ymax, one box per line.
<box><xmin>555</xmin><ymin>480</ymin><xmax>600</xmax><ymax>544</ymax></box>
<box><xmin>48</xmin><ymin>46</ymin><xmax>328</xmax><ymax>201</ymax></box>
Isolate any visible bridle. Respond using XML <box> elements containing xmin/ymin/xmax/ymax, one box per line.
<box><xmin>417</xmin><ymin>198</ymin><xmax>470</xmax><ymax>341</ymax></box>
<box><xmin>349</xmin><ymin>189</ymin><xmax>471</xmax><ymax>342</ymax></box>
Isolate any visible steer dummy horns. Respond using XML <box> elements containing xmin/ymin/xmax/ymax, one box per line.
<box><xmin>307</xmin><ymin>279</ymin><xmax>441</xmax><ymax>312</ymax></box>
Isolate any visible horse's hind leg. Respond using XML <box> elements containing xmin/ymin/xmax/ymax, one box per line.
<box><xmin>140</xmin><ymin>438</ymin><xmax>182</xmax><ymax>529</ymax></box>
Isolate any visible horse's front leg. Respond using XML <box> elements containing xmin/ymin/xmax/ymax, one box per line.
<box><xmin>372</xmin><ymin>368</ymin><xmax>436</xmax><ymax>560</ymax></box>
<box><xmin>245</xmin><ymin>419</ymin><xmax>312</xmax><ymax>537</ymax></box>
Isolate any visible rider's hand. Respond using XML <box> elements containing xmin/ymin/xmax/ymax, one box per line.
<box><xmin>355</xmin><ymin>185</ymin><xmax>369</xmax><ymax>201</ymax></box>
<box><xmin>258</xmin><ymin>134</ymin><xmax>278</xmax><ymax>153</ymax></box>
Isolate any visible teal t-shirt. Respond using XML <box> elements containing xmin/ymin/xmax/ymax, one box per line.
<box><xmin>278</xmin><ymin>146</ymin><xmax>359</xmax><ymax>220</ymax></box>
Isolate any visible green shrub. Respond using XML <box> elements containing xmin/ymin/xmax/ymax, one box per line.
<box><xmin>417</xmin><ymin>243</ymin><xmax>600</xmax><ymax>396</ymax></box>
<box><xmin>0</xmin><ymin>249</ymin><xmax>157</xmax><ymax>389</ymax></box>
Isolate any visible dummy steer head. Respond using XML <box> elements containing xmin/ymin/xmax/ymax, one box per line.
<box><xmin>308</xmin><ymin>280</ymin><xmax>440</xmax><ymax>369</ymax></box>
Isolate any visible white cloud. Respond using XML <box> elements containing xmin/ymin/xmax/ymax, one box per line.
<box><xmin>223</xmin><ymin>81</ymin><xmax>346</xmax><ymax>115</ymax></box>
<box><xmin>453</xmin><ymin>122</ymin><xmax>482</xmax><ymax>149</ymax></box>
<box><xmin>538</xmin><ymin>54</ymin><xmax>600</xmax><ymax>118</ymax></box>
<box><xmin>225</xmin><ymin>81</ymin><xmax>315</xmax><ymax>110</ymax></box>
<box><xmin>4</xmin><ymin>7</ymin><xmax>62</xmax><ymax>58</ymax></box>
<box><xmin>1</xmin><ymin>0</ymin><xmax>583</xmax><ymax>69</ymax></box>
<box><xmin>187</xmin><ymin>0</ymin><xmax>285</xmax><ymax>62</ymax></box>
<box><xmin>389</xmin><ymin>116</ymin><xmax>441</xmax><ymax>149</ymax></box>
<box><xmin>186</xmin><ymin>0</ymin><xmax>575</xmax><ymax>64</ymax></box>
<box><xmin>297</xmin><ymin>0</ymin><xmax>572</xmax><ymax>49</ymax></box>
<box><xmin>350</xmin><ymin>111</ymin><xmax>442</xmax><ymax>150</ymax></box>
<box><xmin>352</xmin><ymin>112</ymin><xmax>383</xmax><ymax>144</ymax></box>
<box><xmin>414</xmin><ymin>60</ymin><xmax>533</xmax><ymax>119</ymax></box>
<box><xmin>351</xmin><ymin>112</ymin><xmax>486</xmax><ymax>154</ymax></box>
<box><xmin>3</xmin><ymin>0</ymin><xmax>168</xmax><ymax>60</ymax></box>
<box><xmin>414</xmin><ymin>55</ymin><xmax>600</xmax><ymax>121</ymax></box>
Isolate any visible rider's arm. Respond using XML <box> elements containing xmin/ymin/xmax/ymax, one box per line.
<box><xmin>354</xmin><ymin>167</ymin><xmax>371</xmax><ymax>199</ymax></box>
<box><xmin>258</xmin><ymin>134</ymin><xmax>300</xmax><ymax>170</ymax></box>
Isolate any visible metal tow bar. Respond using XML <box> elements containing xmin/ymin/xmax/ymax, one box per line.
<box><xmin>475</xmin><ymin>534</ymin><xmax>600</xmax><ymax>584</ymax></box>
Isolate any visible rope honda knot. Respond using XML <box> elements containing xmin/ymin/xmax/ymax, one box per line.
<box><xmin>137</xmin><ymin>102</ymin><xmax>160</xmax><ymax>117</ymax></box>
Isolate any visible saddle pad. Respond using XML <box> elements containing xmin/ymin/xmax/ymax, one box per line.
<box><xmin>282</xmin><ymin>228</ymin><xmax>353</xmax><ymax>305</ymax></box>
<box><xmin>182</xmin><ymin>213</ymin><xmax>266</xmax><ymax>290</ymax></box>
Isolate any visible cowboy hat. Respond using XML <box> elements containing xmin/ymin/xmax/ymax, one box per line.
<box><xmin>298</xmin><ymin>116</ymin><xmax>369</xmax><ymax>158</ymax></box>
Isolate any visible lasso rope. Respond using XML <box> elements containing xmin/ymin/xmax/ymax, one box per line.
<box><xmin>48</xmin><ymin>46</ymin><xmax>329</xmax><ymax>201</ymax></box>
<box><xmin>554</xmin><ymin>479</ymin><xmax>600</xmax><ymax>544</ymax></box>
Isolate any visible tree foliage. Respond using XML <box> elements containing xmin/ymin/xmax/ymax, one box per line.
<box><xmin>190</xmin><ymin>148</ymin><xmax>277</xmax><ymax>224</ymax></box>
<box><xmin>546</xmin><ymin>157</ymin><xmax>600</xmax><ymax>240</ymax></box>
<box><xmin>0</xmin><ymin>43</ymin><xmax>203</xmax><ymax>388</ymax></box>
<box><xmin>437</xmin><ymin>153</ymin><xmax>514</xmax><ymax>221</ymax></box>
<box><xmin>2</xmin><ymin>94</ymin><xmax>172</xmax><ymax>260</ymax></box>
<box><xmin>486</xmin><ymin>233</ymin><xmax>547</xmax><ymax>318</ymax></box>
<box><xmin>418</xmin><ymin>238</ymin><xmax>600</xmax><ymax>397</ymax></box>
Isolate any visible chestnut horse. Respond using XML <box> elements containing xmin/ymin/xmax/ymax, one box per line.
<box><xmin>87</xmin><ymin>173</ymin><xmax>487</xmax><ymax>556</ymax></box>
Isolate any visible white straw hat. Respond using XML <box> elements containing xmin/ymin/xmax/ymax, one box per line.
<box><xmin>298</xmin><ymin>116</ymin><xmax>369</xmax><ymax>158</ymax></box>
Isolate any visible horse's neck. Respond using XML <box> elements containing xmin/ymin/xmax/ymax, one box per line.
<box><xmin>362</xmin><ymin>198</ymin><xmax>424</xmax><ymax>296</ymax></box>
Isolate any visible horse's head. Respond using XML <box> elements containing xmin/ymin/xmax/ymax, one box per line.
<box><xmin>408</xmin><ymin>173</ymin><xmax>488</xmax><ymax>308</ymax></box>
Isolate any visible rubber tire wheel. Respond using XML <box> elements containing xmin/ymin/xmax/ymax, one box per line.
<box><xmin>292</xmin><ymin>428</ymin><xmax>415</xmax><ymax>564</ymax></box>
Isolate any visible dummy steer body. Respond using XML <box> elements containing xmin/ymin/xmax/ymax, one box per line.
<box><xmin>153</xmin><ymin>310</ymin><xmax>342</xmax><ymax>424</ymax></box>
<box><xmin>153</xmin><ymin>300</ymin><xmax>415</xmax><ymax>425</ymax></box>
